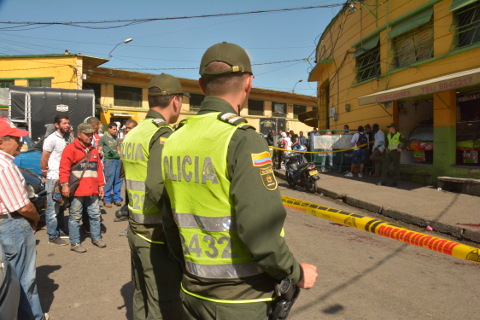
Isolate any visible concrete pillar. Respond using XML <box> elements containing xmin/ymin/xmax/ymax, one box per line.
<box><xmin>433</xmin><ymin>90</ymin><xmax>457</xmax><ymax>176</ymax></box>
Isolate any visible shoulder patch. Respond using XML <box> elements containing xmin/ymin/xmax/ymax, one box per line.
<box><xmin>251</xmin><ymin>151</ymin><xmax>272</xmax><ymax>167</ymax></box>
<box><xmin>218</xmin><ymin>112</ymin><xmax>247</xmax><ymax>126</ymax></box>
<box><xmin>152</xmin><ymin>119</ymin><xmax>169</xmax><ymax>127</ymax></box>
<box><xmin>238</xmin><ymin>124</ymin><xmax>256</xmax><ymax>130</ymax></box>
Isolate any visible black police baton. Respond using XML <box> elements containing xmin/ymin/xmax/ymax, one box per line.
<box><xmin>270</xmin><ymin>279</ymin><xmax>300</xmax><ymax>320</ymax></box>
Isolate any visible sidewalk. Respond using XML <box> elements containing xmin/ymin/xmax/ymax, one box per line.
<box><xmin>275</xmin><ymin>169</ymin><xmax>480</xmax><ymax>244</ymax></box>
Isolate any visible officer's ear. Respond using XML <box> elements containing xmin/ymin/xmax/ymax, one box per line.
<box><xmin>244</xmin><ymin>74</ymin><xmax>253</xmax><ymax>95</ymax></box>
<box><xmin>198</xmin><ymin>78</ymin><xmax>207</xmax><ymax>95</ymax></box>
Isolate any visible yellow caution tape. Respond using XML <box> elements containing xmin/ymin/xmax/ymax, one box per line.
<box><xmin>270</xmin><ymin>142</ymin><xmax>371</xmax><ymax>154</ymax></box>
<box><xmin>282</xmin><ymin>196</ymin><xmax>480</xmax><ymax>264</ymax></box>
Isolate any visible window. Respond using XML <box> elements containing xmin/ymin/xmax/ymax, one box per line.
<box><xmin>272</xmin><ymin>102</ymin><xmax>286</xmax><ymax>117</ymax></box>
<box><xmin>248</xmin><ymin>99</ymin><xmax>264</xmax><ymax>116</ymax></box>
<box><xmin>393</xmin><ymin>22</ymin><xmax>433</xmax><ymax>68</ymax></box>
<box><xmin>356</xmin><ymin>44</ymin><xmax>380</xmax><ymax>82</ymax></box>
<box><xmin>114</xmin><ymin>85</ymin><xmax>142</xmax><ymax>108</ymax></box>
<box><xmin>0</xmin><ymin>80</ymin><xmax>14</xmax><ymax>88</ymax></box>
<box><xmin>455</xmin><ymin>2</ymin><xmax>480</xmax><ymax>48</ymax></box>
<box><xmin>28</xmin><ymin>78</ymin><xmax>51</xmax><ymax>88</ymax></box>
<box><xmin>189</xmin><ymin>93</ymin><xmax>204</xmax><ymax>112</ymax></box>
<box><xmin>84</xmin><ymin>82</ymin><xmax>101</xmax><ymax>105</ymax></box>
<box><xmin>293</xmin><ymin>105</ymin><xmax>307</xmax><ymax>119</ymax></box>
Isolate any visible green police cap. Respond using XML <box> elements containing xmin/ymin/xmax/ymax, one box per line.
<box><xmin>199</xmin><ymin>42</ymin><xmax>252</xmax><ymax>76</ymax></box>
<box><xmin>148</xmin><ymin>73</ymin><xmax>189</xmax><ymax>97</ymax></box>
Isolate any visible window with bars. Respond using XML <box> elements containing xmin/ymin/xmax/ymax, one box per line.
<box><xmin>189</xmin><ymin>93</ymin><xmax>204</xmax><ymax>112</ymax></box>
<box><xmin>28</xmin><ymin>78</ymin><xmax>51</xmax><ymax>88</ymax></box>
<box><xmin>0</xmin><ymin>80</ymin><xmax>14</xmax><ymax>88</ymax></box>
<box><xmin>455</xmin><ymin>2</ymin><xmax>480</xmax><ymax>48</ymax></box>
<box><xmin>293</xmin><ymin>104</ymin><xmax>307</xmax><ymax>119</ymax></box>
<box><xmin>247</xmin><ymin>99</ymin><xmax>264</xmax><ymax>116</ymax></box>
<box><xmin>393</xmin><ymin>21</ymin><xmax>434</xmax><ymax>68</ymax></box>
<box><xmin>84</xmin><ymin>82</ymin><xmax>101</xmax><ymax>105</ymax></box>
<box><xmin>356</xmin><ymin>45</ymin><xmax>380</xmax><ymax>82</ymax></box>
<box><xmin>114</xmin><ymin>85</ymin><xmax>142</xmax><ymax>108</ymax></box>
<box><xmin>272</xmin><ymin>102</ymin><xmax>287</xmax><ymax>117</ymax></box>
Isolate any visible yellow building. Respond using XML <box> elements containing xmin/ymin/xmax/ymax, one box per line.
<box><xmin>307</xmin><ymin>0</ymin><xmax>480</xmax><ymax>183</ymax></box>
<box><xmin>0</xmin><ymin>53</ymin><xmax>315</xmax><ymax>135</ymax></box>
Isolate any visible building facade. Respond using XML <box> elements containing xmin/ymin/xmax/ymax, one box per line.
<box><xmin>0</xmin><ymin>54</ymin><xmax>315</xmax><ymax>135</ymax></box>
<box><xmin>307</xmin><ymin>0</ymin><xmax>480</xmax><ymax>183</ymax></box>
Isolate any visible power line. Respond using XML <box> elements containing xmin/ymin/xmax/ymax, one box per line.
<box><xmin>0</xmin><ymin>4</ymin><xmax>345</xmax><ymax>30</ymax></box>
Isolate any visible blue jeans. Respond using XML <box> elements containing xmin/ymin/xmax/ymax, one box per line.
<box><xmin>69</xmin><ymin>196</ymin><xmax>101</xmax><ymax>244</ymax></box>
<box><xmin>0</xmin><ymin>216</ymin><xmax>44</xmax><ymax>320</ymax></box>
<box><xmin>103</xmin><ymin>159</ymin><xmax>124</xmax><ymax>204</ymax></box>
<box><xmin>351</xmin><ymin>149</ymin><xmax>366</xmax><ymax>164</ymax></box>
<box><xmin>45</xmin><ymin>179</ymin><xmax>66</xmax><ymax>240</ymax></box>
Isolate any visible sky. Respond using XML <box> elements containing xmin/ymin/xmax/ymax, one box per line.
<box><xmin>0</xmin><ymin>0</ymin><xmax>344</xmax><ymax>96</ymax></box>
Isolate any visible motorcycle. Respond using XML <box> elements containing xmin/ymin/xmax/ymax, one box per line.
<box><xmin>284</xmin><ymin>152</ymin><xmax>319</xmax><ymax>192</ymax></box>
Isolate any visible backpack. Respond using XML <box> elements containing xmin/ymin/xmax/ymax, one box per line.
<box><xmin>357</xmin><ymin>132</ymin><xmax>368</xmax><ymax>149</ymax></box>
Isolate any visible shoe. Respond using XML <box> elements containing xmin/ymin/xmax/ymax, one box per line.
<box><xmin>59</xmin><ymin>231</ymin><xmax>69</xmax><ymax>239</ymax></box>
<box><xmin>114</xmin><ymin>216</ymin><xmax>129</xmax><ymax>222</ymax></box>
<box><xmin>45</xmin><ymin>313</ymin><xmax>50</xmax><ymax>320</ymax></box>
<box><xmin>71</xmin><ymin>243</ymin><xmax>87</xmax><ymax>253</ymax></box>
<box><xmin>48</xmin><ymin>237</ymin><xmax>69</xmax><ymax>246</ymax></box>
<box><xmin>114</xmin><ymin>201</ymin><xmax>122</xmax><ymax>207</ymax></box>
<box><xmin>345</xmin><ymin>172</ymin><xmax>353</xmax><ymax>177</ymax></box>
<box><xmin>93</xmin><ymin>239</ymin><xmax>107</xmax><ymax>248</ymax></box>
<box><xmin>321</xmin><ymin>169</ymin><xmax>327</xmax><ymax>173</ymax></box>
<box><xmin>358</xmin><ymin>173</ymin><xmax>363</xmax><ymax>178</ymax></box>
<box><xmin>377</xmin><ymin>182</ymin><xmax>384</xmax><ymax>186</ymax></box>
<box><xmin>104</xmin><ymin>203</ymin><xmax>112</xmax><ymax>208</ymax></box>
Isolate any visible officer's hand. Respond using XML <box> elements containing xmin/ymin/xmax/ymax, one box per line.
<box><xmin>297</xmin><ymin>263</ymin><xmax>318</xmax><ymax>289</ymax></box>
<box><xmin>397</xmin><ymin>148</ymin><xmax>402</xmax><ymax>152</ymax></box>
<box><xmin>99</xmin><ymin>186</ymin><xmax>105</xmax><ymax>199</ymax></box>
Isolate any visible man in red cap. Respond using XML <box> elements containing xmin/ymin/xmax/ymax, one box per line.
<box><xmin>0</xmin><ymin>119</ymin><xmax>46</xmax><ymax>319</ymax></box>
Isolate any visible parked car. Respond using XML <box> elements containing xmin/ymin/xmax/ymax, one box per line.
<box><xmin>0</xmin><ymin>244</ymin><xmax>21</xmax><ymax>319</ymax></box>
<box><xmin>13</xmin><ymin>135</ymin><xmax>42</xmax><ymax>175</ymax></box>
<box><xmin>17</xmin><ymin>166</ymin><xmax>47</xmax><ymax>222</ymax></box>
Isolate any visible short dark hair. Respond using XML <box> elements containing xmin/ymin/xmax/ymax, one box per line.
<box><xmin>358</xmin><ymin>126</ymin><xmax>364</xmax><ymax>133</ymax></box>
<box><xmin>54</xmin><ymin>114</ymin><xmax>69</xmax><ymax>125</ymax></box>
<box><xmin>373</xmin><ymin>123</ymin><xmax>379</xmax><ymax>130</ymax></box>
<box><xmin>108</xmin><ymin>122</ymin><xmax>118</xmax><ymax>129</ymax></box>
<box><xmin>125</xmin><ymin>119</ymin><xmax>138</xmax><ymax>127</ymax></box>
<box><xmin>87</xmin><ymin>117</ymin><xmax>99</xmax><ymax>126</ymax></box>
<box><xmin>148</xmin><ymin>87</ymin><xmax>180</xmax><ymax>108</ymax></box>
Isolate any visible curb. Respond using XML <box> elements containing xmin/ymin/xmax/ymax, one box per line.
<box><xmin>274</xmin><ymin>170</ymin><xmax>480</xmax><ymax>245</ymax></box>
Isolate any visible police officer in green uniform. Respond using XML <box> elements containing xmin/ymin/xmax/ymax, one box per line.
<box><xmin>122</xmin><ymin>73</ymin><xmax>186</xmax><ymax>319</ymax></box>
<box><xmin>379</xmin><ymin>123</ymin><xmax>406</xmax><ymax>187</ymax></box>
<box><xmin>160</xmin><ymin>42</ymin><xmax>318</xmax><ymax>320</ymax></box>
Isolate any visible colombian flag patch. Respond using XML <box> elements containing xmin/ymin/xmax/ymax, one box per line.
<box><xmin>160</xmin><ymin>137</ymin><xmax>168</xmax><ymax>145</ymax></box>
<box><xmin>251</xmin><ymin>151</ymin><xmax>272</xmax><ymax>167</ymax></box>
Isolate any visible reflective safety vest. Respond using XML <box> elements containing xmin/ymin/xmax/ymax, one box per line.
<box><xmin>387</xmin><ymin>132</ymin><xmax>402</xmax><ymax>151</ymax></box>
<box><xmin>121</xmin><ymin>118</ymin><xmax>171</xmax><ymax>224</ymax></box>
<box><xmin>162</xmin><ymin>113</ymin><xmax>270</xmax><ymax>295</ymax></box>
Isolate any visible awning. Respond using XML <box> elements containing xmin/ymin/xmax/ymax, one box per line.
<box><xmin>358</xmin><ymin>67</ymin><xmax>480</xmax><ymax>105</ymax></box>
<box><xmin>388</xmin><ymin>7</ymin><xmax>433</xmax><ymax>39</ymax></box>
<box><xmin>354</xmin><ymin>36</ymin><xmax>379</xmax><ymax>58</ymax></box>
<box><xmin>450</xmin><ymin>0</ymin><xmax>478</xmax><ymax>12</ymax></box>
<box><xmin>298</xmin><ymin>110</ymin><xmax>318</xmax><ymax>127</ymax></box>
<box><xmin>308</xmin><ymin>59</ymin><xmax>333</xmax><ymax>82</ymax></box>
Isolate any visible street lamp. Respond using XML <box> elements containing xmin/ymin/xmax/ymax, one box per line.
<box><xmin>291</xmin><ymin>79</ymin><xmax>303</xmax><ymax>93</ymax></box>
<box><xmin>108</xmin><ymin>38</ymin><xmax>133</xmax><ymax>59</ymax></box>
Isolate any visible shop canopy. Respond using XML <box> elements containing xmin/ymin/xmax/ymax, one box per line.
<box><xmin>450</xmin><ymin>0</ymin><xmax>478</xmax><ymax>12</ymax></box>
<box><xmin>358</xmin><ymin>67</ymin><xmax>480</xmax><ymax>105</ymax></box>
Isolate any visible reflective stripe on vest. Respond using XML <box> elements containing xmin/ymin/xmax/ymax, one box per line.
<box><xmin>163</xmin><ymin>113</ymin><xmax>265</xmax><ymax>283</ymax></box>
<box><xmin>121</xmin><ymin>118</ymin><xmax>171</xmax><ymax>225</ymax></box>
<box><xmin>387</xmin><ymin>132</ymin><xmax>401</xmax><ymax>151</ymax></box>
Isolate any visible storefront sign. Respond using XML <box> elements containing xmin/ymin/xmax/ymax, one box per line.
<box><xmin>358</xmin><ymin>67</ymin><xmax>480</xmax><ymax>105</ymax></box>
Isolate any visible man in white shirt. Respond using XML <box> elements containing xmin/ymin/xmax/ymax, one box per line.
<box><xmin>345</xmin><ymin>126</ymin><xmax>369</xmax><ymax>178</ymax></box>
<box><xmin>40</xmin><ymin>114</ymin><xmax>72</xmax><ymax>246</ymax></box>
<box><xmin>370</xmin><ymin>124</ymin><xmax>385</xmax><ymax>177</ymax></box>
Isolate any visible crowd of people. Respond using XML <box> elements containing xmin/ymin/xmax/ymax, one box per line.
<box><xmin>0</xmin><ymin>42</ymin><xmax>318</xmax><ymax>320</ymax></box>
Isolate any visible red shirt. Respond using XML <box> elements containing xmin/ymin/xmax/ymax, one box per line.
<box><xmin>59</xmin><ymin>139</ymin><xmax>105</xmax><ymax>197</ymax></box>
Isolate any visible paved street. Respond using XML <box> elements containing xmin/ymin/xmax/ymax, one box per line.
<box><xmin>36</xmin><ymin>182</ymin><xmax>480</xmax><ymax>319</ymax></box>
